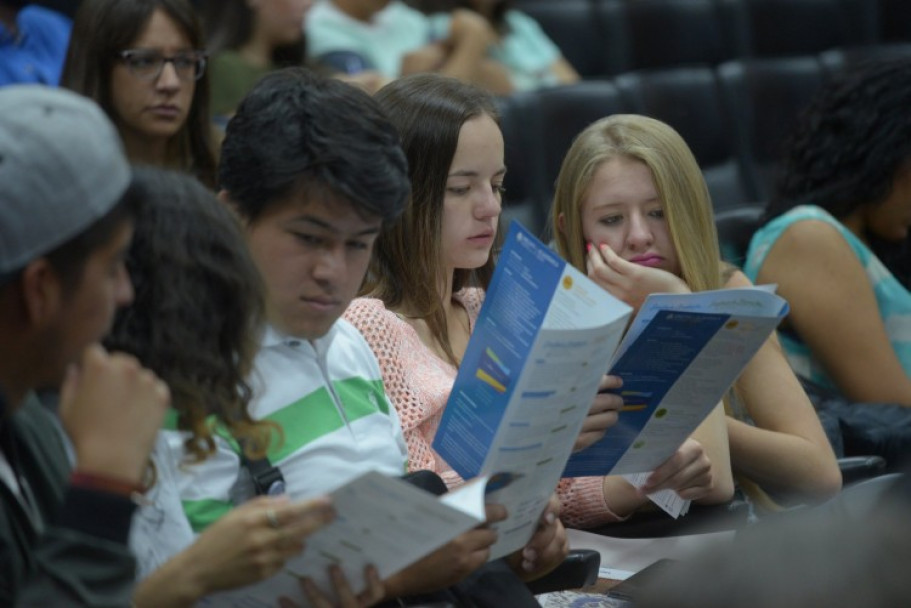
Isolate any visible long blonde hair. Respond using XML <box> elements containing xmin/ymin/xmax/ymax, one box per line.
<box><xmin>552</xmin><ymin>114</ymin><xmax>722</xmax><ymax>292</ymax></box>
<box><xmin>552</xmin><ymin>114</ymin><xmax>780</xmax><ymax>512</ymax></box>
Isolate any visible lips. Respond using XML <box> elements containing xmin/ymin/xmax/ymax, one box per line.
<box><xmin>630</xmin><ymin>254</ymin><xmax>664</xmax><ymax>267</ymax></box>
<box><xmin>468</xmin><ymin>230</ymin><xmax>494</xmax><ymax>242</ymax></box>
<box><xmin>149</xmin><ymin>105</ymin><xmax>180</xmax><ymax>118</ymax></box>
<box><xmin>300</xmin><ymin>296</ymin><xmax>340</xmax><ymax>311</ymax></box>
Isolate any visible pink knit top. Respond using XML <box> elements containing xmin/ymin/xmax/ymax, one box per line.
<box><xmin>344</xmin><ymin>288</ymin><xmax>624</xmax><ymax>528</ymax></box>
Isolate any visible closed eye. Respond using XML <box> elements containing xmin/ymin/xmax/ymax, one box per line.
<box><xmin>291</xmin><ymin>232</ymin><xmax>321</xmax><ymax>246</ymax></box>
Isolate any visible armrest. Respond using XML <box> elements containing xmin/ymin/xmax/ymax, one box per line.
<box><xmin>526</xmin><ymin>549</ymin><xmax>600</xmax><ymax>595</ymax></box>
<box><xmin>838</xmin><ymin>455</ymin><xmax>887</xmax><ymax>486</ymax></box>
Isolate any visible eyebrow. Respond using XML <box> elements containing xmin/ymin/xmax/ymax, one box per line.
<box><xmin>589</xmin><ymin>197</ymin><xmax>661</xmax><ymax>210</ymax></box>
<box><xmin>287</xmin><ymin>214</ymin><xmax>381</xmax><ymax>236</ymax></box>
<box><xmin>448</xmin><ymin>166</ymin><xmax>508</xmax><ymax>178</ymax></box>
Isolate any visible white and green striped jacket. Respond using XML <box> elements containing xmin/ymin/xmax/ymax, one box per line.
<box><xmin>168</xmin><ymin>320</ymin><xmax>408</xmax><ymax>533</ymax></box>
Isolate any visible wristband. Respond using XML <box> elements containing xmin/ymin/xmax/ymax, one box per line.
<box><xmin>70</xmin><ymin>471</ymin><xmax>146</xmax><ymax>498</ymax></box>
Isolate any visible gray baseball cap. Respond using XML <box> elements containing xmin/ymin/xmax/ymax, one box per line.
<box><xmin>0</xmin><ymin>85</ymin><xmax>131</xmax><ymax>277</ymax></box>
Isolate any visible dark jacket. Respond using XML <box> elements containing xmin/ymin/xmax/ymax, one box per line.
<box><xmin>0</xmin><ymin>394</ymin><xmax>137</xmax><ymax>607</ymax></box>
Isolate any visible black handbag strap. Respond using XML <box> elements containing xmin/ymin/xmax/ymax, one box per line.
<box><xmin>237</xmin><ymin>440</ymin><xmax>286</xmax><ymax>496</ymax></box>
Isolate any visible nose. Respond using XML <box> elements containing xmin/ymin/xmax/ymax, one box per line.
<box><xmin>155</xmin><ymin>61</ymin><xmax>181</xmax><ymax>91</ymax></box>
<box><xmin>475</xmin><ymin>184</ymin><xmax>502</xmax><ymax>220</ymax></box>
<box><xmin>625</xmin><ymin>212</ymin><xmax>653</xmax><ymax>251</ymax></box>
<box><xmin>311</xmin><ymin>245</ymin><xmax>344</xmax><ymax>284</ymax></box>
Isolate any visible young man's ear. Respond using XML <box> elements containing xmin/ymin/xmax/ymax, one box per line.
<box><xmin>216</xmin><ymin>189</ymin><xmax>232</xmax><ymax>208</ymax></box>
<box><xmin>217</xmin><ymin>189</ymin><xmax>247</xmax><ymax>225</ymax></box>
<box><xmin>18</xmin><ymin>259</ymin><xmax>64</xmax><ymax>327</ymax></box>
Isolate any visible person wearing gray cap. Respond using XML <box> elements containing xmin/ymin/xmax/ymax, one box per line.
<box><xmin>0</xmin><ymin>85</ymin><xmax>170</xmax><ymax>606</ymax></box>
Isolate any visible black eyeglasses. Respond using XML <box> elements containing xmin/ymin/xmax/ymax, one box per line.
<box><xmin>117</xmin><ymin>49</ymin><xmax>207</xmax><ymax>82</ymax></box>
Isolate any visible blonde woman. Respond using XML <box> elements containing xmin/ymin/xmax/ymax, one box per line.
<box><xmin>553</xmin><ymin>114</ymin><xmax>841</xmax><ymax>518</ymax></box>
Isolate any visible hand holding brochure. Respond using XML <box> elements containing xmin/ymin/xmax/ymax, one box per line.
<box><xmin>203</xmin><ymin>470</ymin><xmax>518</xmax><ymax>607</ymax></box>
<box><xmin>563</xmin><ymin>286</ymin><xmax>789</xmax><ymax>482</ymax></box>
<box><xmin>432</xmin><ymin>222</ymin><xmax>633</xmax><ymax>558</ymax></box>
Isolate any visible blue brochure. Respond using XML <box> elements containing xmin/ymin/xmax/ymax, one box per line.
<box><xmin>563</xmin><ymin>286</ymin><xmax>789</xmax><ymax>478</ymax></box>
<box><xmin>432</xmin><ymin>222</ymin><xmax>632</xmax><ymax>557</ymax></box>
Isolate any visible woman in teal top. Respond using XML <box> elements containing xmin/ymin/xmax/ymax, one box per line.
<box><xmin>422</xmin><ymin>0</ymin><xmax>580</xmax><ymax>92</ymax></box>
<box><xmin>744</xmin><ymin>60</ymin><xmax>911</xmax><ymax>406</ymax></box>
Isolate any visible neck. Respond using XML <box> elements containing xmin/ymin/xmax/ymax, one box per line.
<box><xmin>333</xmin><ymin>0</ymin><xmax>378</xmax><ymax>22</ymax></box>
<box><xmin>0</xmin><ymin>7</ymin><xmax>18</xmax><ymax>32</ymax></box>
<box><xmin>0</xmin><ymin>343</ymin><xmax>30</xmax><ymax>413</ymax></box>
<box><xmin>841</xmin><ymin>207</ymin><xmax>869</xmax><ymax>244</ymax></box>
<box><xmin>439</xmin><ymin>268</ymin><xmax>456</xmax><ymax>317</ymax></box>
<box><xmin>239</xmin><ymin>24</ymin><xmax>276</xmax><ymax>68</ymax></box>
<box><xmin>0</xmin><ymin>300</ymin><xmax>32</xmax><ymax>411</ymax></box>
<box><xmin>0</xmin><ymin>374</ymin><xmax>26</xmax><ymax>415</ymax></box>
<box><xmin>120</xmin><ymin>129</ymin><xmax>170</xmax><ymax>167</ymax></box>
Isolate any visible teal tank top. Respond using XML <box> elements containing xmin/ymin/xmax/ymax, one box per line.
<box><xmin>744</xmin><ymin>205</ymin><xmax>911</xmax><ymax>393</ymax></box>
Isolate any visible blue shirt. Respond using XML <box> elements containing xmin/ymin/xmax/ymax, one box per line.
<box><xmin>0</xmin><ymin>5</ymin><xmax>72</xmax><ymax>87</ymax></box>
<box><xmin>429</xmin><ymin>9</ymin><xmax>562</xmax><ymax>92</ymax></box>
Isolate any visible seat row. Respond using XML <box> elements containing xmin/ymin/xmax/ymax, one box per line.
<box><xmin>496</xmin><ymin>45</ymin><xmax>911</xmax><ymax>243</ymax></box>
<box><xmin>514</xmin><ymin>0</ymin><xmax>911</xmax><ymax>79</ymax></box>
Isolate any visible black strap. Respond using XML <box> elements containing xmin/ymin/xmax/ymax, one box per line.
<box><xmin>237</xmin><ymin>440</ymin><xmax>286</xmax><ymax>496</ymax></box>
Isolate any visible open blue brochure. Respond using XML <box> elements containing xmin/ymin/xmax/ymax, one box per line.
<box><xmin>563</xmin><ymin>285</ymin><xmax>789</xmax><ymax>478</ymax></box>
<box><xmin>432</xmin><ymin>222</ymin><xmax>633</xmax><ymax>558</ymax></box>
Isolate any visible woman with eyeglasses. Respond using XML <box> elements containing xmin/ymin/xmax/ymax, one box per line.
<box><xmin>61</xmin><ymin>0</ymin><xmax>216</xmax><ymax>188</ymax></box>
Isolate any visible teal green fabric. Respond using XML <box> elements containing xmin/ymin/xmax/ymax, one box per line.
<box><xmin>744</xmin><ymin>205</ymin><xmax>911</xmax><ymax>392</ymax></box>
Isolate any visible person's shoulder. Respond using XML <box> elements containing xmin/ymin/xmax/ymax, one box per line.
<box><xmin>18</xmin><ymin>5</ymin><xmax>72</xmax><ymax>31</ymax></box>
<box><xmin>455</xmin><ymin>286</ymin><xmax>486</xmax><ymax>317</ymax></box>
<box><xmin>504</xmin><ymin>9</ymin><xmax>538</xmax><ymax>29</ymax></box>
<box><xmin>345</xmin><ymin>297</ymin><xmax>396</xmax><ymax>327</ymax></box>
<box><xmin>722</xmin><ymin>266</ymin><xmax>754</xmax><ymax>289</ymax></box>
<box><xmin>308</xmin><ymin>0</ymin><xmax>340</xmax><ymax>20</ymax></box>
<box><xmin>755</xmin><ymin>205</ymin><xmax>848</xmax><ymax>253</ymax></box>
<box><xmin>775</xmin><ymin>210</ymin><xmax>853</xmax><ymax>252</ymax></box>
<box><xmin>385</xmin><ymin>0</ymin><xmax>425</xmax><ymax>19</ymax></box>
<box><xmin>14</xmin><ymin>6</ymin><xmax>71</xmax><ymax>55</ymax></box>
<box><xmin>328</xmin><ymin>317</ymin><xmax>376</xmax><ymax>357</ymax></box>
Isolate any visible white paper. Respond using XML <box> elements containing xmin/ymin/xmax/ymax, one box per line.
<box><xmin>203</xmin><ymin>471</ymin><xmax>508</xmax><ymax>606</ymax></box>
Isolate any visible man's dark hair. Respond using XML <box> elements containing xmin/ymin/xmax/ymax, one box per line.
<box><xmin>218</xmin><ymin>67</ymin><xmax>410</xmax><ymax>224</ymax></box>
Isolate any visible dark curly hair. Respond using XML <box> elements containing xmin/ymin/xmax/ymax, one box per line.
<box><xmin>105</xmin><ymin>167</ymin><xmax>274</xmax><ymax>463</ymax></box>
<box><xmin>769</xmin><ymin>59</ymin><xmax>911</xmax><ymax>224</ymax></box>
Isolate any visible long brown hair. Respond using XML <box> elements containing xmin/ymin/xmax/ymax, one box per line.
<box><xmin>369</xmin><ymin>73</ymin><xmax>501</xmax><ymax>365</ymax></box>
<box><xmin>62</xmin><ymin>0</ymin><xmax>217</xmax><ymax>188</ymax></box>
<box><xmin>104</xmin><ymin>167</ymin><xmax>274</xmax><ymax>462</ymax></box>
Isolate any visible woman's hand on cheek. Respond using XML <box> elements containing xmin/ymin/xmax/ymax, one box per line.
<box><xmin>586</xmin><ymin>242</ymin><xmax>689</xmax><ymax>310</ymax></box>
